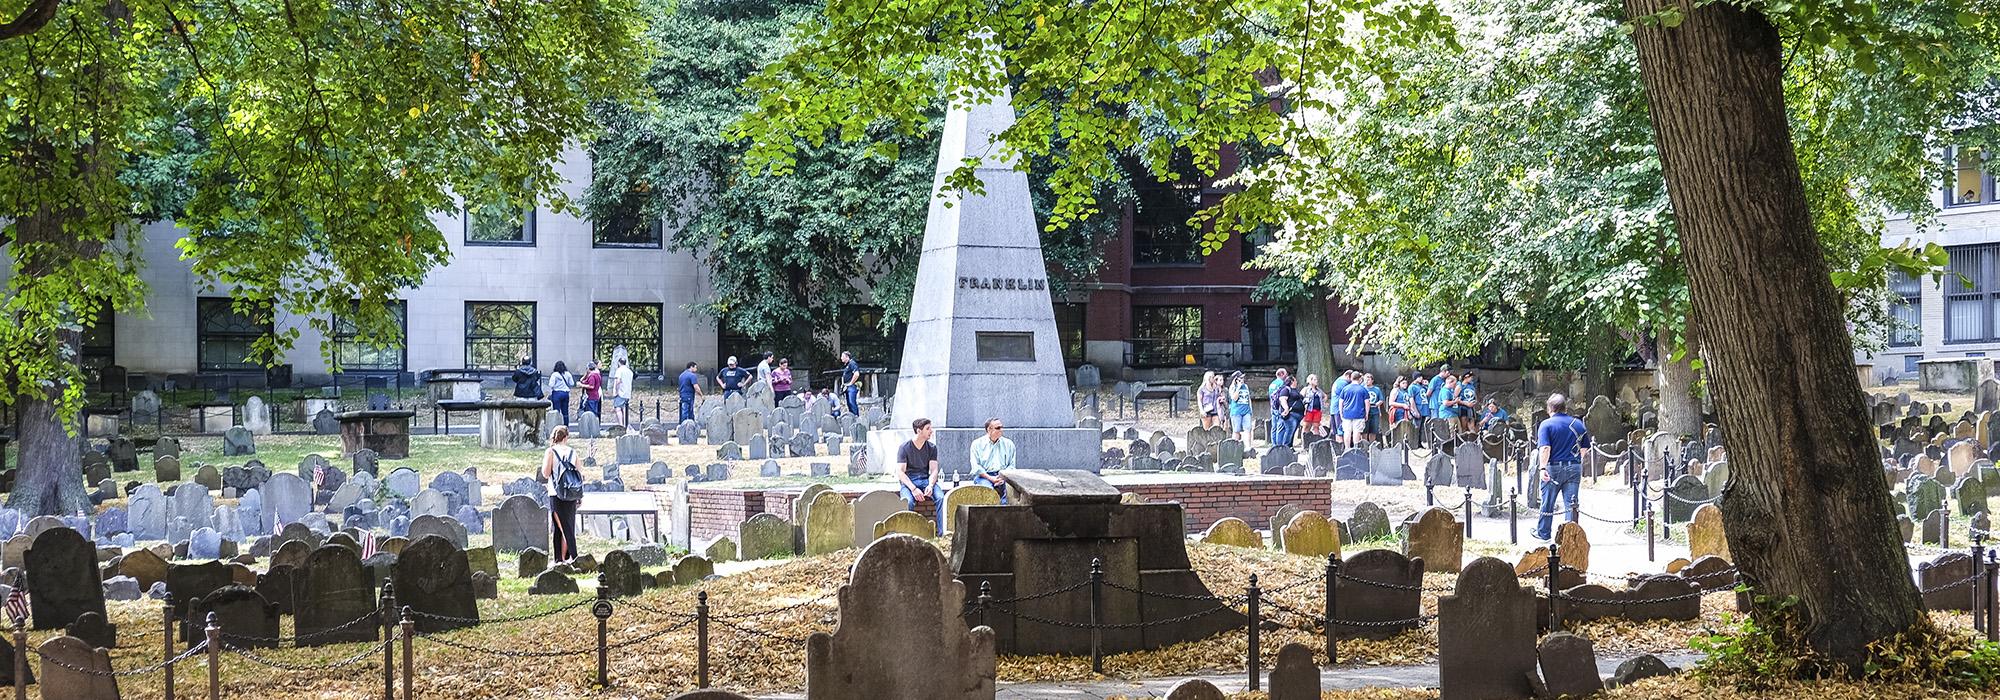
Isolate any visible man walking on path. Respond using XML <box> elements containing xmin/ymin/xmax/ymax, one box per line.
<box><xmin>1533</xmin><ymin>393</ymin><xmax>1592</xmax><ymax>541</ymax></box>
<box><xmin>897</xmin><ymin>418</ymin><xmax>946</xmax><ymax>534</ymax></box>
<box><xmin>677</xmin><ymin>361</ymin><xmax>703</xmax><ymax>423</ymax></box>
<box><xmin>611</xmin><ymin>357</ymin><xmax>636</xmax><ymax>426</ymax></box>
<box><xmin>841</xmin><ymin>351</ymin><xmax>862</xmax><ymax>416</ymax></box>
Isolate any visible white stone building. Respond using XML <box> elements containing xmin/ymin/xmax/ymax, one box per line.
<box><xmin>11</xmin><ymin>148</ymin><xmax>718</xmax><ymax>387</ymax></box>
<box><xmin>1867</xmin><ymin>148</ymin><xmax>2000</xmax><ymax>383</ymax></box>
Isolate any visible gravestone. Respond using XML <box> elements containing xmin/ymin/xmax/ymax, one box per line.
<box><xmin>35</xmin><ymin>636</ymin><xmax>117</xmax><ymax>700</ymax></box>
<box><xmin>598</xmin><ymin>550</ymin><xmax>644</xmax><ymax>598</ymax></box>
<box><xmin>129</xmin><ymin>484</ymin><xmax>167</xmax><ymax>540</ymax></box>
<box><xmin>1919</xmin><ymin>552</ymin><xmax>1979</xmax><ymax>611</ymax></box>
<box><xmin>615</xmin><ymin>434</ymin><xmax>651</xmax><ymax>465</ymax></box>
<box><xmin>264</xmin><ymin>472</ymin><xmax>311</xmax><ymax>526</ymax></box>
<box><xmin>1263</xmin><ymin>445</ymin><xmax>1297</xmax><ymax>473</ymax></box>
<box><xmin>760</xmin><ymin>460</ymin><xmax>782</xmax><ymax>478</ymax></box>
<box><xmin>1959</xmin><ymin>476</ymin><xmax>1989</xmax><ymax>516</ymax></box>
<box><xmin>716</xmin><ymin>442</ymin><xmax>742</xmax><ymax>461</ymax></box>
<box><xmin>1538</xmin><ymin>632</ymin><xmax>1605</xmax><ymax>698</ymax></box>
<box><xmin>942</xmin><ymin>484</ymin><xmax>1001</xmax><ymax>534</ymax></box>
<box><xmin>1367</xmin><ymin>446</ymin><xmax>1405</xmax><ymax>486</ymax></box>
<box><xmin>65</xmin><ymin>611</ymin><xmax>116</xmax><ymax>650</ymax></box>
<box><xmin>803</xmin><ymin>535</ymin><xmax>995</xmax><ymax>700</ymax></box>
<box><xmin>222</xmin><ymin>426</ymin><xmax>256</xmax><ymax>456</ymax></box>
<box><xmin>1438</xmin><ymin>557</ymin><xmax>1538</xmax><ymax>700</ymax></box>
<box><xmin>394</xmin><ymin>536</ymin><xmax>478</xmax><ymax>633</ymax></box>
<box><xmin>804</xmin><ymin>490</ymin><xmax>855</xmax><ymax>556</ymax></box>
<box><xmin>411</xmin><ymin>489</ymin><xmax>450</xmax><ymax>518</ymax></box>
<box><xmin>1217</xmin><ymin>439</ymin><xmax>1244</xmax><ymax>471</ymax></box>
<box><xmin>1424</xmin><ymin>451</ymin><xmax>1453</xmax><ymax>487</ymax></box>
<box><xmin>1267</xmin><ymin>642</ymin><xmax>1320</xmax><ymax>700</ymax></box>
<box><xmin>529</xmin><ymin>569</ymin><xmax>578</xmax><ymax>595</ymax></box>
<box><xmin>118</xmin><ymin>548</ymin><xmax>169</xmax><ymax>590</ymax></box>
<box><xmin>153</xmin><ymin>456</ymin><xmax>182</xmax><ymax>484</ymax></box>
<box><xmin>1162</xmin><ymin>679</ymin><xmax>1225</xmax><ymax>700</ymax></box>
<box><xmin>408</xmin><ymin>514</ymin><xmax>469</xmax><ymax>550</ymax></box>
<box><xmin>1347</xmin><ymin>502</ymin><xmax>1390</xmax><ymax>542</ymax></box>
<box><xmin>165</xmin><ymin>561</ymin><xmax>232</xmax><ymax>642</ymax></box>
<box><xmin>491</xmin><ymin>495</ymin><xmax>549</xmax><ymax>553</ymax></box>
<box><xmin>875</xmin><ymin>511</ymin><xmax>932</xmax><ymax>539</ymax></box>
<box><xmin>739</xmin><ymin>513</ymin><xmax>793</xmax><ymax>560</ymax></box>
<box><xmin>244</xmin><ymin>397</ymin><xmax>272</xmax><ymax>435</ymax></box>
<box><xmin>196</xmin><ymin>586</ymin><xmax>280</xmax><ymax>649</ymax></box>
<box><xmin>313</xmin><ymin>408</ymin><xmax>340</xmax><ymax>435</ymax></box>
<box><xmin>1910</xmin><ymin>475</ymin><xmax>1946</xmax><ymax>522</ymax></box>
<box><xmin>851</xmin><ymin>491</ymin><xmax>905</xmax><ymax>545</ymax></box>
<box><xmin>1334</xmin><ymin>448</ymin><xmax>1367</xmax><ymax>480</ymax></box>
<box><xmin>1404</xmin><ymin>507</ymin><xmax>1463</xmax><ymax>573</ymax></box>
<box><xmin>1281</xmin><ymin>511</ymin><xmax>1340</xmax><ymax>558</ymax></box>
<box><xmin>1333</xmin><ymin>549</ymin><xmax>1425</xmax><ymax>639</ymax></box>
<box><xmin>1452</xmin><ymin>441</ymin><xmax>1485</xmax><ymax>489</ymax></box>
<box><xmin>26</xmin><ymin>528</ymin><xmax>105</xmax><ymax>631</ymax></box>
<box><xmin>1199</xmin><ymin>518</ymin><xmax>1261</xmax><ymax>548</ymax></box>
<box><xmin>1663</xmin><ymin>474</ymin><xmax>1708</xmax><ymax>524</ymax></box>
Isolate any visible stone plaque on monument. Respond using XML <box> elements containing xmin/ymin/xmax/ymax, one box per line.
<box><xmin>864</xmin><ymin>82</ymin><xmax>1099</xmax><ymax>475</ymax></box>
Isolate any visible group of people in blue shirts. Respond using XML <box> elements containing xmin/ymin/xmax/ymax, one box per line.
<box><xmin>1198</xmin><ymin>363</ymin><xmax>1514</xmax><ymax>451</ymax></box>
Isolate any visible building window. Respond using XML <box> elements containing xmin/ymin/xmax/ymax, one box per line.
<box><xmin>593</xmin><ymin>196</ymin><xmax>664</xmax><ymax>248</ymax></box>
<box><xmin>593</xmin><ymin>303</ymin><xmax>663</xmax><ymax>376</ymax></box>
<box><xmin>1131</xmin><ymin>182</ymin><xmax>1203</xmax><ymax>266</ymax></box>
<box><xmin>1946</xmin><ymin>244</ymin><xmax>2000</xmax><ymax>344</ymax></box>
<box><xmin>465</xmin><ymin>205</ymin><xmax>535</xmax><ymax>246</ymax></box>
<box><xmin>196</xmin><ymin>298</ymin><xmax>273</xmax><ymax>372</ymax></box>
<box><xmin>81</xmin><ymin>303</ymin><xmax>114</xmax><ymax>375</ymax></box>
<box><xmin>1054</xmin><ymin>302</ymin><xmax>1087</xmax><ymax>367</ymax></box>
<box><xmin>838</xmin><ymin>305</ymin><xmax>906</xmax><ymax>369</ymax></box>
<box><xmin>1948</xmin><ymin>146</ymin><xmax>1995</xmax><ymax>207</ymax></box>
<box><xmin>1889</xmin><ymin>270</ymin><xmax>1922</xmax><ymax>347</ymax></box>
<box><xmin>1240</xmin><ymin>227</ymin><xmax>1275</xmax><ymax>266</ymax></box>
<box><xmin>1130</xmin><ymin>305</ymin><xmax>1203</xmax><ymax>367</ymax></box>
<box><xmin>333</xmin><ymin>300</ymin><xmax>407</xmax><ymax>372</ymax></box>
<box><xmin>1905</xmin><ymin>355</ymin><xmax>1922</xmax><ymax>374</ymax></box>
<box><xmin>1242</xmin><ymin>306</ymin><xmax>1296</xmax><ymax>364</ymax></box>
<box><xmin>465</xmin><ymin>302</ymin><xmax>536</xmax><ymax>370</ymax></box>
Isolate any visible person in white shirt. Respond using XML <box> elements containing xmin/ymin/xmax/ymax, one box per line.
<box><xmin>968</xmin><ymin>417</ymin><xmax>1015</xmax><ymax>504</ymax></box>
<box><xmin>611</xmin><ymin>358</ymin><xmax>636</xmax><ymax>426</ymax></box>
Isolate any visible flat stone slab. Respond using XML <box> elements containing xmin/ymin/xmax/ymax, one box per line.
<box><xmin>1007</xmin><ymin>470</ymin><xmax>1120</xmax><ymax>506</ymax></box>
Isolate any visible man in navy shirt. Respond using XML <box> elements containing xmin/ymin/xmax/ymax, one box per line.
<box><xmin>1533</xmin><ymin>393</ymin><xmax>1592</xmax><ymax>541</ymax></box>
<box><xmin>840</xmin><ymin>351</ymin><xmax>862</xmax><ymax>416</ymax></box>
<box><xmin>716</xmin><ymin>356</ymin><xmax>749</xmax><ymax>399</ymax></box>
<box><xmin>677</xmin><ymin>361</ymin><xmax>703</xmax><ymax>423</ymax></box>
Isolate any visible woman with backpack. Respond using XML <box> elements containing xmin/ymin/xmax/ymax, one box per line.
<box><xmin>540</xmin><ymin>426</ymin><xmax>583</xmax><ymax>562</ymax></box>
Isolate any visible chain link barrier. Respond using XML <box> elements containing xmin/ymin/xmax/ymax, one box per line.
<box><xmin>407</xmin><ymin>595</ymin><xmax>598</xmax><ymax>625</ymax></box>
<box><xmin>216</xmin><ymin>608</ymin><xmax>384</xmax><ymax>645</ymax></box>
<box><xmin>225</xmin><ymin>637</ymin><xmax>391</xmax><ymax>672</ymax></box>
<box><xmin>33</xmin><ymin>639</ymin><xmax>210</xmax><ymax>678</ymax></box>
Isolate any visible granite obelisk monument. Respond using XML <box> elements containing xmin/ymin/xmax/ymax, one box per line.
<box><xmin>866</xmin><ymin>82</ymin><xmax>1100</xmax><ymax>474</ymax></box>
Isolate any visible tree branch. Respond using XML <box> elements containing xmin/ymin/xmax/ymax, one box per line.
<box><xmin>0</xmin><ymin>0</ymin><xmax>60</xmax><ymax>41</ymax></box>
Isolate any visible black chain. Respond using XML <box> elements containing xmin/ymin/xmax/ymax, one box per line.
<box><xmin>1329</xmin><ymin>614</ymin><xmax>1435</xmax><ymax>628</ymax></box>
<box><xmin>222</xmin><ymin>609</ymin><xmax>383</xmax><ymax>645</ymax></box>
<box><xmin>409</xmin><ymin>596</ymin><xmax>596</xmax><ymax>625</ymax></box>
<box><xmin>714</xmin><ymin>617</ymin><xmax>812</xmax><ymax>646</ymax></box>
<box><xmin>1102</xmin><ymin>579</ymin><xmax>1236</xmax><ymax>604</ymax></box>
<box><xmin>34</xmin><ymin>640</ymin><xmax>209</xmax><ymax>677</ymax></box>
<box><xmin>224</xmin><ymin>638</ymin><xmax>390</xmax><ymax>672</ymax></box>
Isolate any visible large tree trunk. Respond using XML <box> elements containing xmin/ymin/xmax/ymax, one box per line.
<box><xmin>5</xmin><ymin>207</ymin><xmax>98</xmax><ymax>516</ymax></box>
<box><xmin>1291</xmin><ymin>293</ymin><xmax>1334</xmax><ymax>381</ymax></box>
<box><xmin>1654</xmin><ymin>333</ymin><xmax>1702</xmax><ymax>439</ymax></box>
<box><xmin>1626</xmin><ymin>0</ymin><xmax>1924</xmax><ymax>663</ymax></box>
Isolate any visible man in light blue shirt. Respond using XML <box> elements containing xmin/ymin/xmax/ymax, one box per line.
<box><xmin>1427</xmin><ymin>363</ymin><xmax>1450</xmax><ymax>417</ymax></box>
<box><xmin>968</xmin><ymin>418</ymin><xmax>1015</xmax><ymax>504</ymax></box>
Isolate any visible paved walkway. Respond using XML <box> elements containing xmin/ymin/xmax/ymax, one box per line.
<box><xmin>746</xmin><ymin>652</ymin><xmax>1703</xmax><ymax>699</ymax></box>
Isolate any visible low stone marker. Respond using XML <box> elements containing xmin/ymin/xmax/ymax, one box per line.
<box><xmin>1162</xmin><ymin>678</ymin><xmax>1226</xmax><ymax>700</ymax></box>
<box><xmin>1404</xmin><ymin>507</ymin><xmax>1463</xmax><ymax>573</ymax></box>
<box><xmin>1281</xmin><ymin>511</ymin><xmax>1340</xmax><ymax>558</ymax></box>
<box><xmin>805</xmin><ymin>535</ymin><xmax>995</xmax><ymax>699</ymax></box>
<box><xmin>599</xmin><ymin>550</ymin><xmax>644</xmax><ymax>598</ymax></box>
<box><xmin>37</xmin><ymin>635</ymin><xmax>118</xmax><ymax>700</ymax></box>
<box><xmin>875</xmin><ymin>511</ymin><xmax>933</xmax><ymax>540</ymax></box>
<box><xmin>1267</xmin><ymin>642</ymin><xmax>1320</xmax><ymax>700</ymax></box>
<box><xmin>739</xmin><ymin>513</ymin><xmax>793</xmax><ymax>560</ymax></box>
<box><xmin>1199</xmin><ymin>517</ymin><xmax>1261</xmax><ymax>549</ymax></box>
<box><xmin>1688</xmin><ymin>504</ymin><xmax>1729</xmax><ymax>561</ymax></box>
<box><xmin>1347</xmin><ymin>501</ymin><xmax>1390</xmax><ymax>542</ymax></box>
<box><xmin>1537</xmin><ymin>632</ymin><xmax>1604</xmax><ymax>698</ymax></box>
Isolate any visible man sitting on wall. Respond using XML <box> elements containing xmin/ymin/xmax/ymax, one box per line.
<box><xmin>969</xmin><ymin>417</ymin><xmax>1015</xmax><ymax>504</ymax></box>
<box><xmin>897</xmin><ymin>418</ymin><xmax>946</xmax><ymax>535</ymax></box>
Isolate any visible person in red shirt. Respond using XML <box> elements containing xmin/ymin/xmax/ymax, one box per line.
<box><xmin>578</xmin><ymin>361</ymin><xmax>605</xmax><ymax>419</ymax></box>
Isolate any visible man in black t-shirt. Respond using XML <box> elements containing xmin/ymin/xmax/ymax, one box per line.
<box><xmin>716</xmin><ymin>356</ymin><xmax>749</xmax><ymax>399</ymax></box>
<box><xmin>896</xmin><ymin>417</ymin><xmax>945</xmax><ymax>535</ymax></box>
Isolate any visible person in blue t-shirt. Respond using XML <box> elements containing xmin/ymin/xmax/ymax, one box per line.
<box><xmin>1408</xmin><ymin>372</ymin><xmax>1429</xmax><ymax>431</ymax></box>
<box><xmin>1434</xmin><ymin>375</ymin><xmax>1462</xmax><ymax>424</ymax></box>
<box><xmin>1266</xmin><ymin>368</ymin><xmax>1292</xmax><ymax>445</ymax></box>
<box><xmin>1336</xmin><ymin>376</ymin><xmax>1370</xmax><ymax>449</ymax></box>
<box><xmin>1533</xmin><ymin>394</ymin><xmax>1593</xmax><ymax>541</ymax></box>
<box><xmin>1227</xmin><ymin>371</ymin><xmax>1255</xmax><ymax>446</ymax></box>
<box><xmin>1455</xmin><ymin>371</ymin><xmax>1479</xmax><ymax>433</ymax></box>
<box><xmin>1363</xmin><ymin>374</ymin><xmax>1384</xmax><ymax>442</ymax></box>
<box><xmin>1479</xmin><ymin>399</ymin><xmax>1510</xmax><ymax>430</ymax></box>
<box><xmin>676</xmin><ymin>361</ymin><xmax>703</xmax><ymax>423</ymax></box>
<box><xmin>1329</xmin><ymin>371</ymin><xmax>1352</xmax><ymax>437</ymax></box>
<box><xmin>840</xmin><ymin>351</ymin><xmax>862</xmax><ymax>416</ymax></box>
<box><xmin>1427</xmin><ymin>364</ymin><xmax>1450</xmax><ymax>417</ymax></box>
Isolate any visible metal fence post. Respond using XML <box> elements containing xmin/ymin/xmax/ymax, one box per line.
<box><xmin>400</xmin><ymin>607</ymin><xmax>414</xmax><ymax>700</ymax></box>
<box><xmin>380</xmin><ymin>581</ymin><xmax>396</xmax><ymax>700</ymax></box>
<box><xmin>696</xmin><ymin>591</ymin><xmax>710</xmax><ymax>688</ymax></box>
<box><xmin>977</xmin><ymin>581</ymin><xmax>994</xmax><ymax>632</ymax></box>
<box><xmin>1324</xmin><ymin>554</ymin><xmax>1338</xmax><ymax>665</ymax></box>
<box><xmin>1508</xmin><ymin>488</ymin><xmax>1518</xmax><ymax>544</ymax></box>
<box><xmin>204</xmin><ymin>612</ymin><xmax>221</xmax><ymax>700</ymax></box>
<box><xmin>163</xmin><ymin>597</ymin><xmax>176</xmax><ymax>700</ymax></box>
<box><xmin>1988</xmin><ymin>552</ymin><xmax>1999</xmax><ymax>643</ymax></box>
<box><xmin>594</xmin><ymin>586</ymin><xmax>613</xmax><ymax>687</ymax></box>
<box><xmin>1645</xmin><ymin>502</ymin><xmax>1656</xmax><ymax>562</ymax></box>
<box><xmin>12</xmin><ymin>621</ymin><xmax>26</xmax><ymax>700</ymax></box>
<box><xmin>1425</xmin><ymin>475</ymin><xmax>1434</xmax><ymax>506</ymax></box>
<box><xmin>1943</xmin><ymin>511</ymin><xmax>1952</xmax><ymax>550</ymax></box>
<box><xmin>1547</xmin><ymin>541</ymin><xmax>1563</xmax><ymax>632</ymax></box>
<box><xmin>1462</xmin><ymin>490</ymin><xmax>1473</xmax><ymax>539</ymax></box>
<box><xmin>1246</xmin><ymin>574</ymin><xmax>1261</xmax><ymax>692</ymax></box>
<box><xmin>1975</xmin><ymin>535</ymin><xmax>1987</xmax><ymax>634</ymax></box>
<box><xmin>1089</xmin><ymin>558</ymin><xmax>1104</xmax><ymax>675</ymax></box>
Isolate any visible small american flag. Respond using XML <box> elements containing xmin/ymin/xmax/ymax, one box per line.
<box><xmin>4</xmin><ymin>588</ymin><xmax>26</xmax><ymax>626</ymax></box>
<box><xmin>360</xmin><ymin>534</ymin><xmax>378</xmax><ymax>559</ymax></box>
<box><xmin>312</xmin><ymin>464</ymin><xmax>326</xmax><ymax>489</ymax></box>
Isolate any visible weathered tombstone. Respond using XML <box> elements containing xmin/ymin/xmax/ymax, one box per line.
<box><xmin>393</xmin><ymin>535</ymin><xmax>478</xmax><ymax>633</ymax></box>
<box><xmin>803</xmin><ymin>535</ymin><xmax>995</xmax><ymax>700</ymax></box>
<box><xmin>1281</xmin><ymin>511</ymin><xmax>1340</xmax><ymax>558</ymax></box>
<box><xmin>942</xmin><ymin>484</ymin><xmax>1000</xmax><ymax>534</ymax></box>
<box><xmin>195</xmin><ymin>586</ymin><xmax>280</xmax><ymax>649</ymax></box>
<box><xmin>1438</xmin><ymin>557</ymin><xmax>1538</xmax><ymax>700</ymax></box>
<box><xmin>1199</xmin><ymin>517</ymin><xmax>1261</xmax><ymax>548</ymax></box>
<box><xmin>1162</xmin><ymin>679</ymin><xmax>1225</xmax><ymax>700</ymax></box>
<box><xmin>128</xmin><ymin>484</ymin><xmax>168</xmax><ymax>540</ymax></box>
<box><xmin>1217</xmin><ymin>439</ymin><xmax>1244</xmax><ymax>470</ymax></box>
<box><xmin>1909</xmin><ymin>475</ymin><xmax>1946</xmax><ymax>524</ymax></box>
<box><xmin>26</xmin><ymin>528</ymin><xmax>105</xmax><ymax>631</ymax></box>
<box><xmin>1267</xmin><ymin>642</ymin><xmax>1320</xmax><ymax>700</ymax></box>
<box><xmin>874</xmin><ymin>511</ymin><xmax>933</xmax><ymax>539</ymax></box>
<box><xmin>615</xmin><ymin>434</ymin><xmax>651</xmax><ymax>465</ymax></box>
<box><xmin>293</xmin><ymin>544</ymin><xmax>380</xmax><ymax>646</ymax></box>
<box><xmin>408</xmin><ymin>514</ymin><xmax>470</xmax><ymax>550</ymax></box>
<box><xmin>1959</xmin><ymin>475</ymin><xmax>1990</xmax><ymax>516</ymax></box>
<box><xmin>1268</xmin><ymin>504</ymin><xmax>1302</xmax><ymax>550</ymax></box>
<box><xmin>1452</xmin><ymin>441</ymin><xmax>1485</xmax><ymax>489</ymax></box>
<box><xmin>1333</xmin><ymin>447</ymin><xmax>1367</xmax><ymax>481</ymax></box>
<box><xmin>598</xmin><ymin>550</ymin><xmax>644</xmax><ymax>597</ymax></box>
<box><xmin>1404</xmin><ymin>507</ymin><xmax>1463</xmax><ymax>573</ymax></box>
<box><xmin>1538</xmin><ymin>632</ymin><xmax>1605</xmax><ymax>698</ymax></box>
<box><xmin>1663</xmin><ymin>474</ymin><xmax>1708</xmax><ymax>524</ymax></box>
<box><xmin>1348</xmin><ymin>502</ymin><xmax>1390</xmax><ymax>542</ymax></box>
<box><xmin>36</xmin><ymin>635</ymin><xmax>117</xmax><ymax>700</ymax></box>
<box><xmin>739</xmin><ymin>513</ymin><xmax>793</xmax><ymax>560</ymax></box>
<box><xmin>1919</xmin><ymin>552</ymin><xmax>1979</xmax><ymax>611</ymax></box>
<box><xmin>804</xmin><ymin>490</ymin><xmax>855</xmax><ymax>556</ymax></box>
<box><xmin>1424</xmin><ymin>450</ymin><xmax>1453</xmax><ymax>487</ymax></box>
<box><xmin>1332</xmin><ymin>549</ymin><xmax>1425</xmax><ymax>639</ymax></box>
<box><xmin>851</xmin><ymin>491</ymin><xmax>904</xmax><ymax>545</ymax></box>
<box><xmin>165</xmin><ymin>561</ymin><xmax>232</xmax><ymax>642</ymax></box>
<box><xmin>530</xmin><ymin>569</ymin><xmax>578</xmax><ymax>595</ymax></box>
<box><xmin>264</xmin><ymin>472</ymin><xmax>311</xmax><ymax>526</ymax></box>
<box><xmin>153</xmin><ymin>456</ymin><xmax>183</xmax><ymax>484</ymax></box>
<box><xmin>671</xmin><ymin>555</ymin><xmax>715</xmax><ymax>586</ymax></box>
<box><xmin>222</xmin><ymin>425</ymin><xmax>256</xmax><ymax>455</ymax></box>
<box><xmin>491</xmin><ymin>495</ymin><xmax>549</xmax><ymax>553</ymax></box>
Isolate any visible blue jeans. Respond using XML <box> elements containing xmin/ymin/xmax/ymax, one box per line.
<box><xmin>845</xmin><ymin>386</ymin><xmax>860</xmax><ymax>416</ymax></box>
<box><xmin>899</xmin><ymin>475</ymin><xmax>945</xmax><ymax>535</ymax></box>
<box><xmin>1533</xmin><ymin>461</ymin><xmax>1582</xmax><ymax>540</ymax></box>
<box><xmin>974</xmin><ymin>473</ymin><xmax>1009</xmax><ymax>504</ymax></box>
<box><xmin>1274</xmin><ymin>414</ymin><xmax>1301</xmax><ymax>447</ymax></box>
<box><xmin>678</xmin><ymin>395</ymin><xmax>694</xmax><ymax>423</ymax></box>
<box><xmin>550</xmin><ymin>391</ymin><xmax>570</xmax><ymax>425</ymax></box>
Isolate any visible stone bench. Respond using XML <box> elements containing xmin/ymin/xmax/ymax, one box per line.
<box><xmin>336</xmin><ymin>409</ymin><xmax>415</xmax><ymax>458</ymax></box>
<box><xmin>465</xmin><ymin>399</ymin><xmax>551</xmax><ymax>450</ymax></box>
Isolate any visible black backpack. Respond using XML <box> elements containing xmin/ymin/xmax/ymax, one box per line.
<box><xmin>553</xmin><ymin>449</ymin><xmax>584</xmax><ymax>502</ymax></box>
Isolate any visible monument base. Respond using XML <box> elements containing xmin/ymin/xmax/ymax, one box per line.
<box><xmin>867</xmin><ymin>427</ymin><xmax>1102</xmax><ymax>476</ymax></box>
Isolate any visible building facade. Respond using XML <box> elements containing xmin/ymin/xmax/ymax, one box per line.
<box><xmin>20</xmin><ymin>148</ymin><xmax>719</xmax><ymax>387</ymax></box>
<box><xmin>1867</xmin><ymin>148</ymin><xmax>2000</xmax><ymax>382</ymax></box>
